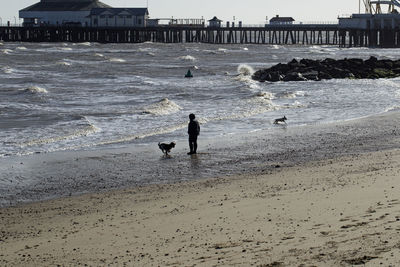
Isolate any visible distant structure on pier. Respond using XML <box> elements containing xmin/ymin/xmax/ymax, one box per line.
<box><xmin>19</xmin><ymin>0</ymin><xmax>149</xmax><ymax>27</ymax></box>
<box><xmin>208</xmin><ymin>16</ymin><xmax>222</xmax><ymax>28</ymax></box>
<box><xmin>339</xmin><ymin>0</ymin><xmax>400</xmax><ymax>30</ymax></box>
<box><xmin>269</xmin><ymin>15</ymin><xmax>295</xmax><ymax>25</ymax></box>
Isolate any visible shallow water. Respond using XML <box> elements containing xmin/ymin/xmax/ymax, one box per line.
<box><xmin>1</xmin><ymin>42</ymin><xmax>400</xmax><ymax>157</ymax></box>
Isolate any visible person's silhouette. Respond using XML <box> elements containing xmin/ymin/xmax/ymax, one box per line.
<box><xmin>187</xmin><ymin>113</ymin><xmax>200</xmax><ymax>155</ymax></box>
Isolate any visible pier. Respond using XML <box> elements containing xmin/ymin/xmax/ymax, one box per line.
<box><xmin>1</xmin><ymin>25</ymin><xmax>400</xmax><ymax>47</ymax></box>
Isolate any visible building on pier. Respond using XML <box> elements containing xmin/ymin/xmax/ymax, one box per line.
<box><xmin>269</xmin><ymin>15</ymin><xmax>295</xmax><ymax>25</ymax></box>
<box><xmin>88</xmin><ymin>8</ymin><xmax>149</xmax><ymax>27</ymax></box>
<box><xmin>19</xmin><ymin>0</ymin><xmax>149</xmax><ymax>27</ymax></box>
<box><xmin>339</xmin><ymin>0</ymin><xmax>400</xmax><ymax>30</ymax></box>
<box><xmin>208</xmin><ymin>16</ymin><xmax>222</xmax><ymax>28</ymax></box>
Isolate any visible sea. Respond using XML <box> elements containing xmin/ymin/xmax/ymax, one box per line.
<box><xmin>1</xmin><ymin>41</ymin><xmax>400</xmax><ymax>157</ymax></box>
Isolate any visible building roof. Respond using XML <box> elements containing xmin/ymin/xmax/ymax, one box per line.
<box><xmin>208</xmin><ymin>16</ymin><xmax>222</xmax><ymax>22</ymax></box>
<box><xmin>89</xmin><ymin>8</ymin><xmax>149</xmax><ymax>16</ymax></box>
<box><xmin>270</xmin><ymin>15</ymin><xmax>295</xmax><ymax>22</ymax></box>
<box><xmin>20</xmin><ymin>0</ymin><xmax>111</xmax><ymax>12</ymax></box>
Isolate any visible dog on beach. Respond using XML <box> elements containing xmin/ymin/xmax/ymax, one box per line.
<box><xmin>158</xmin><ymin>142</ymin><xmax>176</xmax><ymax>155</ymax></box>
<box><xmin>273</xmin><ymin>116</ymin><xmax>287</xmax><ymax>124</ymax></box>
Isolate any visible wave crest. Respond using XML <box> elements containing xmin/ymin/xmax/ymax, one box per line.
<box><xmin>23</xmin><ymin>86</ymin><xmax>48</xmax><ymax>94</ymax></box>
<box><xmin>108</xmin><ymin>58</ymin><xmax>126</xmax><ymax>63</ymax></box>
<box><xmin>237</xmin><ymin>64</ymin><xmax>254</xmax><ymax>76</ymax></box>
<box><xmin>1</xmin><ymin>49</ymin><xmax>12</xmax><ymax>54</ymax></box>
<box><xmin>142</xmin><ymin>98</ymin><xmax>182</xmax><ymax>115</ymax></box>
<box><xmin>179</xmin><ymin>55</ymin><xmax>196</xmax><ymax>61</ymax></box>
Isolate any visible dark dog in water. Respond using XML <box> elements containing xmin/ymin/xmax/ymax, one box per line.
<box><xmin>158</xmin><ymin>142</ymin><xmax>176</xmax><ymax>155</ymax></box>
<box><xmin>273</xmin><ymin>116</ymin><xmax>287</xmax><ymax>124</ymax></box>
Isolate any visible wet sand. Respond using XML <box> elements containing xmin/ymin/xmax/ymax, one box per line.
<box><xmin>1</xmin><ymin>112</ymin><xmax>400</xmax><ymax>266</ymax></box>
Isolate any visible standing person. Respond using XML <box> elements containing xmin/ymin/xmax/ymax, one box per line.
<box><xmin>187</xmin><ymin>113</ymin><xmax>200</xmax><ymax>155</ymax></box>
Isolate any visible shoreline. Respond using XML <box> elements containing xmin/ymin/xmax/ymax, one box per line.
<box><xmin>1</xmin><ymin>148</ymin><xmax>400</xmax><ymax>266</ymax></box>
<box><xmin>0</xmin><ymin>110</ymin><xmax>399</xmax><ymax>208</ymax></box>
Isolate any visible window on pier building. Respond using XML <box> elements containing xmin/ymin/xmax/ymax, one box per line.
<box><xmin>138</xmin><ymin>19</ymin><xmax>142</xmax><ymax>25</ymax></box>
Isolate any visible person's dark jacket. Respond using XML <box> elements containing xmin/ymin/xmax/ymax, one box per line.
<box><xmin>188</xmin><ymin>120</ymin><xmax>200</xmax><ymax>137</ymax></box>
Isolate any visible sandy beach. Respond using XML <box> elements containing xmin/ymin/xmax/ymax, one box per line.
<box><xmin>1</xmin><ymin>112</ymin><xmax>400</xmax><ymax>266</ymax></box>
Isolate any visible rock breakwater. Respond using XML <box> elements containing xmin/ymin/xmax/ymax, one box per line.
<box><xmin>252</xmin><ymin>56</ymin><xmax>400</xmax><ymax>82</ymax></box>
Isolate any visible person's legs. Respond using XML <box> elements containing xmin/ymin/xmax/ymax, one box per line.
<box><xmin>188</xmin><ymin>139</ymin><xmax>194</xmax><ymax>154</ymax></box>
<box><xmin>188</xmin><ymin>136</ymin><xmax>197</xmax><ymax>154</ymax></box>
<box><xmin>193</xmin><ymin>140</ymin><xmax>197</xmax><ymax>153</ymax></box>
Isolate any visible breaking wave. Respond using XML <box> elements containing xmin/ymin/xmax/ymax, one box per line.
<box><xmin>142</xmin><ymin>98</ymin><xmax>182</xmax><ymax>115</ymax></box>
<box><xmin>108</xmin><ymin>58</ymin><xmax>126</xmax><ymax>63</ymax></box>
<box><xmin>1</xmin><ymin>66</ymin><xmax>13</xmax><ymax>74</ymax></box>
<box><xmin>22</xmin><ymin>86</ymin><xmax>48</xmax><ymax>94</ymax></box>
<box><xmin>56</xmin><ymin>61</ymin><xmax>72</xmax><ymax>66</ymax></box>
<box><xmin>179</xmin><ymin>55</ymin><xmax>196</xmax><ymax>61</ymax></box>
<box><xmin>237</xmin><ymin>64</ymin><xmax>254</xmax><ymax>76</ymax></box>
<box><xmin>1</xmin><ymin>49</ymin><xmax>12</xmax><ymax>54</ymax></box>
<box><xmin>19</xmin><ymin>117</ymin><xmax>99</xmax><ymax>148</ymax></box>
<box><xmin>16</xmin><ymin>47</ymin><xmax>27</xmax><ymax>50</ymax></box>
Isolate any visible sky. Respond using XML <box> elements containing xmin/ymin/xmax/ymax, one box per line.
<box><xmin>1</xmin><ymin>0</ymin><xmax>360</xmax><ymax>25</ymax></box>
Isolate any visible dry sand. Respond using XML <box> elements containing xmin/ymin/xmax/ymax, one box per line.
<box><xmin>1</xmin><ymin>148</ymin><xmax>400</xmax><ymax>266</ymax></box>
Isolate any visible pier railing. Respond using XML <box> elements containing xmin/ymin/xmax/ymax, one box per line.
<box><xmin>0</xmin><ymin>25</ymin><xmax>398</xmax><ymax>47</ymax></box>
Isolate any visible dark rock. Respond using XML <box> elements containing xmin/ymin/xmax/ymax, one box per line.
<box><xmin>283</xmin><ymin>72</ymin><xmax>307</xmax><ymax>82</ymax></box>
<box><xmin>302</xmin><ymin>71</ymin><xmax>319</xmax><ymax>81</ymax></box>
<box><xmin>252</xmin><ymin>56</ymin><xmax>400</xmax><ymax>82</ymax></box>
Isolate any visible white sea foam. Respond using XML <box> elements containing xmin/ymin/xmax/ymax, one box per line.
<box><xmin>108</xmin><ymin>58</ymin><xmax>126</xmax><ymax>63</ymax></box>
<box><xmin>16</xmin><ymin>46</ymin><xmax>28</xmax><ymax>50</ymax></box>
<box><xmin>243</xmin><ymin>47</ymin><xmax>249</xmax><ymax>51</ymax></box>
<box><xmin>78</xmin><ymin>42</ymin><xmax>91</xmax><ymax>46</ymax></box>
<box><xmin>20</xmin><ymin>120</ymin><xmax>99</xmax><ymax>148</ymax></box>
<box><xmin>237</xmin><ymin>64</ymin><xmax>254</xmax><ymax>76</ymax></box>
<box><xmin>1</xmin><ymin>67</ymin><xmax>13</xmax><ymax>74</ymax></box>
<box><xmin>218</xmin><ymin>48</ymin><xmax>227</xmax><ymax>52</ymax></box>
<box><xmin>179</xmin><ymin>55</ymin><xmax>196</xmax><ymax>61</ymax></box>
<box><xmin>94</xmin><ymin>53</ymin><xmax>104</xmax><ymax>57</ymax></box>
<box><xmin>278</xmin><ymin>91</ymin><xmax>297</xmax><ymax>99</ymax></box>
<box><xmin>59</xmin><ymin>47</ymin><xmax>73</xmax><ymax>51</ymax></box>
<box><xmin>255</xmin><ymin>91</ymin><xmax>274</xmax><ymax>100</ymax></box>
<box><xmin>272</xmin><ymin>45</ymin><xmax>281</xmax><ymax>49</ymax></box>
<box><xmin>142</xmin><ymin>98</ymin><xmax>182</xmax><ymax>116</ymax></box>
<box><xmin>385</xmin><ymin>105</ymin><xmax>400</xmax><ymax>112</ymax></box>
<box><xmin>22</xmin><ymin>86</ymin><xmax>48</xmax><ymax>94</ymax></box>
<box><xmin>1</xmin><ymin>49</ymin><xmax>12</xmax><ymax>54</ymax></box>
<box><xmin>56</xmin><ymin>61</ymin><xmax>72</xmax><ymax>66</ymax></box>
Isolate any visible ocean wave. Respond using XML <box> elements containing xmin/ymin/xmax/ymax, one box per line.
<box><xmin>1</xmin><ymin>66</ymin><xmax>13</xmax><ymax>74</ymax></box>
<box><xmin>59</xmin><ymin>47</ymin><xmax>73</xmax><ymax>51</ymax></box>
<box><xmin>22</xmin><ymin>86</ymin><xmax>48</xmax><ymax>94</ymax></box>
<box><xmin>77</xmin><ymin>42</ymin><xmax>91</xmax><ymax>46</ymax></box>
<box><xmin>142</xmin><ymin>98</ymin><xmax>182</xmax><ymax>115</ymax></box>
<box><xmin>237</xmin><ymin>64</ymin><xmax>254</xmax><ymax>76</ymax></box>
<box><xmin>56</xmin><ymin>61</ymin><xmax>72</xmax><ymax>66</ymax></box>
<box><xmin>16</xmin><ymin>46</ymin><xmax>27</xmax><ymax>50</ymax></box>
<box><xmin>1</xmin><ymin>49</ymin><xmax>12</xmax><ymax>54</ymax></box>
<box><xmin>19</xmin><ymin>117</ymin><xmax>99</xmax><ymax>148</ymax></box>
<box><xmin>385</xmin><ymin>105</ymin><xmax>400</xmax><ymax>112</ymax></box>
<box><xmin>94</xmin><ymin>53</ymin><xmax>104</xmax><ymax>57</ymax></box>
<box><xmin>108</xmin><ymin>58</ymin><xmax>126</xmax><ymax>63</ymax></box>
<box><xmin>179</xmin><ymin>55</ymin><xmax>196</xmax><ymax>61</ymax></box>
<box><xmin>254</xmin><ymin>91</ymin><xmax>274</xmax><ymax>100</ymax></box>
